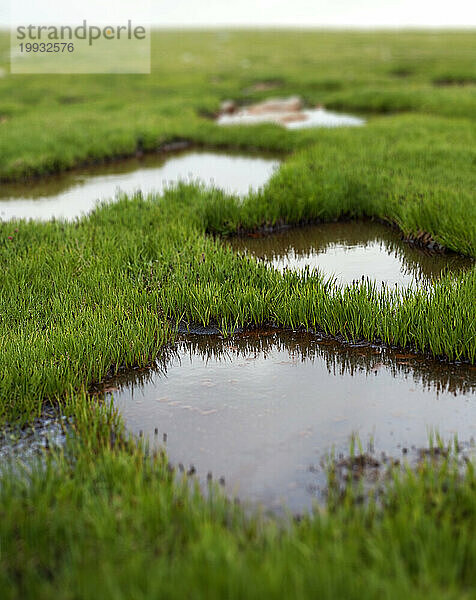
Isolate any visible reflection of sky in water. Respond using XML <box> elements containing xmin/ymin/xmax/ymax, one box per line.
<box><xmin>0</xmin><ymin>152</ymin><xmax>279</xmax><ymax>221</ymax></box>
<box><xmin>231</xmin><ymin>222</ymin><xmax>474</xmax><ymax>289</ymax></box>
<box><xmin>218</xmin><ymin>107</ymin><xmax>364</xmax><ymax>129</ymax></box>
<box><xmin>271</xmin><ymin>241</ymin><xmax>423</xmax><ymax>287</ymax></box>
<box><xmin>111</xmin><ymin>333</ymin><xmax>476</xmax><ymax>513</ymax></box>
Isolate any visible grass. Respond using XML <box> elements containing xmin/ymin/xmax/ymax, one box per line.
<box><xmin>201</xmin><ymin>114</ymin><xmax>476</xmax><ymax>256</ymax></box>
<box><xmin>0</xmin><ymin>187</ymin><xmax>474</xmax><ymax>423</ymax></box>
<box><xmin>0</xmin><ymin>30</ymin><xmax>475</xmax><ymax>181</ymax></box>
<box><xmin>0</xmin><ymin>28</ymin><xmax>475</xmax><ymax>598</ymax></box>
<box><xmin>1</xmin><ymin>403</ymin><xmax>476</xmax><ymax>599</ymax></box>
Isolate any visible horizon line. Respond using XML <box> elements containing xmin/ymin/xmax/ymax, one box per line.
<box><xmin>2</xmin><ymin>24</ymin><xmax>476</xmax><ymax>30</ymax></box>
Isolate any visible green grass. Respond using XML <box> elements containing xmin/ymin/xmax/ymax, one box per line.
<box><xmin>1</xmin><ymin>402</ymin><xmax>476</xmax><ymax>599</ymax></box>
<box><xmin>0</xmin><ymin>28</ymin><xmax>475</xmax><ymax>599</ymax></box>
<box><xmin>0</xmin><ymin>30</ymin><xmax>475</xmax><ymax>181</ymax></box>
<box><xmin>202</xmin><ymin>115</ymin><xmax>476</xmax><ymax>256</ymax></box>
<box><xmin>0</xmin><ymin>185</ymin><xmax>474</xmax><ymax>423</ymax></box>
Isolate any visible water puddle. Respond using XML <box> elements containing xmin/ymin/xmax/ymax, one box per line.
<box><xmin>0</xmin><ymin>150</ymin><xmax>279</xmax><ymax>221</ymax></box>
<box><xmin>230</xmin><ymin>222</ymin><xmax>474</xmax><ymax>289</ymax></box>
<box><xmin>109</xmin><ymin>331</ymin><xmax>476</xmax><ymax>513</ymax></box>
<box><xmin>217</xmin><ymin>96</ymin><xmax>364</xmax><ymax>129</ymax></box>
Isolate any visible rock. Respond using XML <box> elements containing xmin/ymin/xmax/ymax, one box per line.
<box><xmin>245</xmin><ymin>96</ymin><xmax>303</xmax><ymax>115</ymax></box>
<box><xmin>220</xmin><ymin>100</ymin><xmax>237</xmax><ymax>115</ymax></box>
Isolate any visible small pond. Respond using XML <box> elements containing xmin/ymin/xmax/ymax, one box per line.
<box><xmin>217</xmin><ymin>107</ymin><xmax>364</xmax><ymax>129</ymax></box>
<box><xmin>0</xmin><ymin>150</ymin><xmax>279</xmax><ymax>221</ymax></box>
<box><xmin>230</xmin><ymin>222</ymin><xmax>474</xmax><ymax>289</ymax></box>
<box><xmin>109</xmin><ymin>331</ymin><xmax>476</xmax><ymax>513</ymax></box>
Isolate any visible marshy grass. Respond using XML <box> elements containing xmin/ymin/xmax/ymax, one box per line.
<box><xmin>0</xmin><ymin>30</ymin><xmax>475</xmax><ymax>181</ymax></box>
<box><xmin>0</xmin><ymin>185</ymin><xmax>476</xmax><ymax>420</ymax></box>
<box><xmin>0</xmin><ymin>28</ymin><xmax>475</xmax><ymax>599</ymax></box>
<box><xmin>199</xmin><ymin>115</ymin><xmax>476</xmax><ymax>257</ymax></box>
<box><xmin>1</xmin><ymin>398</ymin><xmax>476</xmax><ymax>599</ymax></box>
<box><xmin>0</xmin><ymin>186</ymin><xmax>474</xmax><ymax>423</ymax></box>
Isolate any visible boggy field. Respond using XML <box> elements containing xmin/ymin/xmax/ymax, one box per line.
<box><xmin>0</xmin><ymin>30</ymin><xmax>475</xmax><ymax>599</ymax></box>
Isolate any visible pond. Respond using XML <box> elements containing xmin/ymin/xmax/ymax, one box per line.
<box><xmin>109</xmin><ymin>330</ymin><xmax>476</xmax><ymax>513</ymax></box>
<box><xmin>217</xmin><ymin>107</ymin><xmax>365</xmax><ymax>129</ymax></box>
<box><xmin>230</xmin><ymin>221</ymin><xmax>474</xmax><ymax>289</ymax></box>
<box><xmin>0</xmin><ymin>150</ymin><xmax>280</xmax><ymax>221</ymax></box>
<box><xmin>216</xmin><ymin>96</ymin><xmax>365</xmax><ymax>130</ymax></box>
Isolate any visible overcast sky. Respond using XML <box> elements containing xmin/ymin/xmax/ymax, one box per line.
<box><xmin>2</xmin><ymin>0</ymin><xmax>476</xmax><ymax>28</ymax></box>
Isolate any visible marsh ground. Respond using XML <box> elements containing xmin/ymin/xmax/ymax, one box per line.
<box><xmin>0</xmin><ymin>29</ymin><xmax>475</xmax><ymax>599</ymax></box>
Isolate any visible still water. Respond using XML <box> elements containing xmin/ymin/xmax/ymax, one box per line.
<box><xmin>0</xmin><ymin>151</ymin><xmax>279</xmax><ymax>221</ymax></box>
<box><xmin>230</xmin><ymin>222</ymin><xmax>474</xmax><ymax>289</ymax></box>
<box><xmin>110</xmin><ymin>331</ymin><xmax>476</xmax><ymax>512</ymax></box>
<box><xmin>217</xmin><ymin>107</ymin><xmax>365</xmax><ymax>129</ymax></box>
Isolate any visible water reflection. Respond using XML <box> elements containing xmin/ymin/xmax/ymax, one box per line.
<box><xmin>0</xmin><ymin>150</ymin><xmax>280</xmax><ymax>221</ymax></box>
<box><xmin>217</xmin><ymin>107</ymin><xmax>364</xmax><ymax>129</ymax></box>
<box><xmin>230</xmin><ymin>222</ymin><xmax>474</xmax><ymax>288</ymax></box>
<box><xmin>109</xmin><ymin>330</ymin><xmax>475</xmax><ymax>512</ymax></box>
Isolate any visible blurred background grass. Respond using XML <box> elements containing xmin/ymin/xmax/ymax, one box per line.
<box><xmin>0</xmin><ymin>30</ymin><xmax>474</xmax><ymax>180</ymax></box>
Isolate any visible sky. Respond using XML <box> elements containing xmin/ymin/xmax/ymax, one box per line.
<box><xmin>2</xmin><ymin>0</ymin><xmax>476</xmax><ymax>28</ymax></box>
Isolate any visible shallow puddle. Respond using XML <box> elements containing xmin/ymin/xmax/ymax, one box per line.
<box><xmin>109</xmin><ymin>331</ymin><xmax>476</xmax><ymax>513</ymax></box>
<box><xmin>217</xmin><ymin>107</ymin><xmax>364</xmax><ymax>129</ymax></box>
<box><xmin>216</xmin><ymin>97</ymin><xmax>364</xmax><ymax>130</ymax></box>
<box><xmin>0</xmin><ymin>150</ymin><xmax>279</xmax><ymax>221</ymax></box>
<box><xmin>230</xmin><ymin>222</ymin><xmax>474</xmax><ymax>288</ymax></box>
